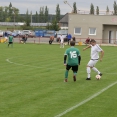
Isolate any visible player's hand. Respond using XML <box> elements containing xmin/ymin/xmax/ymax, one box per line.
<box><xmin>83</xmin><ymin>48</ymin><xmax>86</xmax><ymax>51</ymax></box>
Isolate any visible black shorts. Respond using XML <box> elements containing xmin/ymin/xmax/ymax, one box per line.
<box><xmin>9</xmin><ymin>42</ymin><xmax>13</xmax><ymax>44</ymax></box>
<box><xmin>66</xmin><ymin>64</ymin><xmax>78</xmax><ymax>72</ymax></box>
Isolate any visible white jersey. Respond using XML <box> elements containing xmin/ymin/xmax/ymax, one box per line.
<box><xmin>59</xmin><ymin>35</ymin><xmax>64</xmax><ymax>43</ymax></box>
<box><xmin>90</xmin><ymin>44</ymin><xmax>102</xmax><ymax>59</ymax></box>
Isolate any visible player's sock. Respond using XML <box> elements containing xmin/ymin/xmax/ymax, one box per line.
<box><xmin>73</xmin><ymin>72</ymin><xmax>77</xmax><ymax>75</ymax></box>
<box><xmin>65</xmin><ymin>70</ymin><xmax>68</xmax><ymax>78</ymax></box>
<box><xmin>73</xmin><ymin>72</ymin><xmax>77</xmax><ymax>81</ymax></box>
<box><xmin>87</xmin><ymin>67</ymin><xmax>91</xmax><ymax>78</ymax></box>
<box><xmin>92</xmin><ymin>67</ymin><xmax>100</xmax><ymax>74</ymax></box>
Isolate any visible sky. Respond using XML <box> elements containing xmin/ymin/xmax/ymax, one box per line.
<box><xmin>1</xmin><ymin>0</ymin><xmax>116</xmax><ymax>14</ymax></box>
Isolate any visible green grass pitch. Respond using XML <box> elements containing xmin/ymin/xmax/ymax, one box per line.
<box><xmin>0</xmin><ymin>43</ymin><xmax>117</xmax><ymax>117</ymax></box>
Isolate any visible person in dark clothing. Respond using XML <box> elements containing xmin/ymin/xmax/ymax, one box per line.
<box><xmin>72</xmin><ymin>37</ymin><xmax>76</xmax><ymax>42</ymax></box>
<box><xmin>21</xmin><ymin>35</ymin><xmax>27</xmax><ymax>44</ymax></box>
<box><xmin>67</xmin><ymin>34</ymin><xmax>72</xmax><ymax>45</ymax></box>
<box><xmin>49</xmin><ymin>36</ymin><xmax>54</xmax><ymax>44</ymax></box>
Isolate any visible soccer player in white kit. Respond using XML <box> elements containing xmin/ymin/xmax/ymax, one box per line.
<box><xmin>83</xmin><ymin>39</ymin><xmax>104</xmax><ymax>80</ymax></box>
<box><xmin>59</xmin><ymin>34</ymin><xmax>64</xmax><ymax>48</ymax></box>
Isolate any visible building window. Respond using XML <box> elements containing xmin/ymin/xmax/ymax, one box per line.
<box><xmin>74</xmin><ymin>27</ymin><xmax>81</xmax><ymax>35</ymax></box>
<box><xmin>89</xmin><ymin>28</ymin><xmax>96</xmax><ymax>35</ymax></box>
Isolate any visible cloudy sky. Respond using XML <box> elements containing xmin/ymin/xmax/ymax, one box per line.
<box><xmin>1</xmin><ymin>0</ymin><xmax>116</xmax><ymax>14</ymax></box>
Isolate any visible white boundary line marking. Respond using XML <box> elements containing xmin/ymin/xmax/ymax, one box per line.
<box><xmin>6</xmin><ymin>58</ymin><xmax>64</xmax><ymax>70</ymax></box>
<box><xmin>6</xmin><ymin>58</ymin><xmax>117</xmax><ymax>74</ymax></box>
<box><xmin>54</xmin><ymin>81</ymin><xmax>117</xmax><ymax>117</ymax></box>
<box><xmin>5</xmin><ymin>57</ymin><xmax>117</xmax><ymax>116</ymax></box>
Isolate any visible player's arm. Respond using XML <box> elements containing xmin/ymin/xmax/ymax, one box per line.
<box><xmin>64</xmin><ymin>55</ymin><xmax>67</xmax><ymax>66</ymax></box>
<box><xmin>78</xmin><ymin>55</ymin><xmax>81</xmax><ymax>65</ymax></box>
<box><xmin>83</xmin><ymin>45</ymin><xmax>91</xmax><ymax>51</ymax></box>
<box><xmin>100</xmin><ymin>50</ymin><xmax>104</xmax><ymax>61</ymax></box>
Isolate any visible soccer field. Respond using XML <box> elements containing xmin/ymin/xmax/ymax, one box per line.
<box><xmin>0</xmin><ymin>43</ymin><xmax>117</xmax><ymax>117</ymax></box>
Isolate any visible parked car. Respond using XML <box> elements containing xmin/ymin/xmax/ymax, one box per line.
<box><xmin>0</xmin><ymin>30</ymin><xmax>4</xmax><ymax>37</ymax></box>
<box><xmin>12</xmin><ymin>30</ymin><xmax>23</xmax><ymax>37</ymax></box>
<box><xmin>22</xmin><ymin>30</ymin><xmax>35</xmax><ymax>38</ymax></box>
<box><xmin>6</xmin><ymin>31</ymin><xmax>13</xmax><ymax>36</ymax></box>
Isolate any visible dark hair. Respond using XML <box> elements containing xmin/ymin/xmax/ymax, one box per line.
<box><xmin>70</xmin><ymin>41</ymin><xmax>75</xmax><ymax>46</ymax></box>
<box><xmin>90</xmin><ymin>39</ymin><xmax>96</xmax><ymax>43</ymax></box>
<box><xmin>72</xmin><ymin>37</ymin><xmax>76</xmax><ymax>41</ymax></box>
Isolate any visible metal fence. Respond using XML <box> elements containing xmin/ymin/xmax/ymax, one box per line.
<box><xmin>0</xmin><ymin>22</ymin><xmax>51</xmax><ymax>26</ymax></box>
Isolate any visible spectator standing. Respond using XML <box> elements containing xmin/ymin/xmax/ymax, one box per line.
<box><xmin>59</xmin><ymin>34</ymin><xmax>64</xmax><ymax>48</ymax></box>
<box><xmin>67</xmin><ymin>34</ymin><xmax>72</xmax><ymax>45</ymax></box>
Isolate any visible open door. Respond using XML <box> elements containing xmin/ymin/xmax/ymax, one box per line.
<box><xmin>109</xmin><ymin>31</ymin><xmax>114</xmax><ymax>43</ymax></box>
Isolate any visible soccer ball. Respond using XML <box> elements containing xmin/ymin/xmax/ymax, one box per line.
<box><xmin>21</xmin><ymin>41</ymin><xmax>23</xmax><ymax>43</ymax></box>
<box><xmin>95</xmin><ymin>75</ymin><xmax>101</xmax><ymax>80</ymax></box>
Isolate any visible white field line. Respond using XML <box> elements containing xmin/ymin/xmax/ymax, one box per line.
<box><xmin>6</xmin><ymin>58</ymin><xmax>64</xmax><ymax>70</ymax></box>
<box><xmin>54</xmin><ymin>81</ymin><xmax>117</xmax><ymax>117</ymax></box>
<box><xmin>6</xmin><ymin>58</ymin><xmax>117</xmax><ymax>75</ymax></box>
<box><xmin>5</xmin><ymin>58</ymin><xmax>117</xmax><ymax>117</ymax></box>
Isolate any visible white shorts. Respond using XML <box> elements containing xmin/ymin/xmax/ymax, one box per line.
<box><xmin>5</xmin><ymin>37</ymin><xmax>8</xmax><ymax>40</ymax></box>
<box><xmin>87</xmin><ymin>59</ymin><xmax>98</xmax><ymax>67</ymax></box>
<box><xmin>60</xmin><ymin>41</ymin><xmax>64</xmax><ymax>43</ymax></box>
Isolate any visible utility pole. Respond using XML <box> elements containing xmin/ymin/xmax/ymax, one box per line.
<box><xmin>10</xmin><ymin>6</ymin><xmax>15</xmax><ymax>30</ymax></box>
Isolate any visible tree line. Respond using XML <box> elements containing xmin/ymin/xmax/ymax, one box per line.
<box><xmin>0</xmin><ymin>2</ymin><xmax>62</xmax><ymax>23</ymax></box>
<box><xmin>0</xmin><ymin>1</ymin><xmax>117</xmax><ymax>30</ymax></box>
<box><xmin>0</xmin><ymin>1</ymin><xmax>117</xmax><ymax>23</ymax></box>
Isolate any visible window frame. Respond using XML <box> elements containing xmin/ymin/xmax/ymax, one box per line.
<box><xmin>74</xmin><ymin>27</ymin><xmax>82</xmax><ymax>35</ymax></box>
<box><xmin>89</xmin><ymin>27</ymin><xmax>96</xmax><ymax>35</ymax></box>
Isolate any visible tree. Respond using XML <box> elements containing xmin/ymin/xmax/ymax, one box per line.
<box><xmin>45</xmin><ymin>6</ymin><xmax>49</xmax><ymax>23</ymax></box>
<box><xmin>73</xmin><ymin>2</ymin><xmax>77</xmax><ymax>13</ymax></box>
<box><xmin>113</xmin><ymin>1</ymin><xmax>117</xmax><ymax>15</ymax></box>
<box><xmin>96</xmin><ymin>6</ymin><xmax>99</xmax><ymax>15</ymax></box>
<box><xmin>55</xmin><ymin>4</ymin><xmax>60</xmax><ymax>22</ymax></box>
<box><xmin>106</xmin><ymin>6</ymin><xmax>109</xmax><ymax>15</ymax></box>
<box><xmin>8</xmin><ymin>2</ymin><xmax>13</xmax><ymax>21</ymax></box>
<box><xmin>106</xmin><ymin>6</ymin><xmax>109</xmax><ymax>12</ymax></box>
<box><xmin>0</xmin><ymin>7</ymin><xmax>3</xmax><ymax>21</ymax></box>
<box><xmin>49</xmin><ymin>20</ymin><xmax>60</xmax><ymax>31</ymax></box>
<box><xmin>25</xmin><ymin>9</ymin><xmax>30</xmax><ymax>26</ymax></box>
<box><xmin>90</xmin><ymin>3</ymin><xmax>95</xmax><ymax>15</ymax></box>
<box><xmin>39</xmin><ymin>7</ymin><xmax>44</xmax><ymax>23</ymax></box>
<box><xmin>30</xmin><ymin>11</ymin><xmax>32</xmax><ymax>23</ymax></box>
<box><xmin>35</xmin><ymin>11</ymin><xmax>38</xmax><ymax>23</ymax></box>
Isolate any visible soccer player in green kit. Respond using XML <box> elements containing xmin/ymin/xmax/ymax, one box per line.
<box><xmin>8</xmin><ymin>34</ymin><xmax>14</xmax><ymax>47</ymax></box>
<box><xmin>64</xmin><ymin>41</ymin><xmax>81</xmax><ymax>82</ymax></box>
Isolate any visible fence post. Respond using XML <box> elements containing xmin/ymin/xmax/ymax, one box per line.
<box><xmin>19</xmin><ymin>37</ymin><xmax>21</xmax><ymax>43</ymax></box>
<box><xmin>39</xmin><ymin>37</ymin><xmax>40</xmax><ymax>44</ymax></box>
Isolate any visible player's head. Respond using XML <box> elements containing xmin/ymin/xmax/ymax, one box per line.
<box><xmin>90</xmin><ymin>39</ymin><xmax>96</xmax><ymax>46</ymax></box>
<box><xmin>70</xmin><ymin>41</ymin><xmax>75</xmax><ymax>46</ymax></box>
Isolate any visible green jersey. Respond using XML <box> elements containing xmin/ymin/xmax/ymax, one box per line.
<box><xmin>64</xmin><ymin>47</ymin><xmax>80</xmax><ymax>66</ymax></box>
<box><xmin>8</xmin><ymin>36</ymin><xmax>13</xmax><ymax>42</ymax></box>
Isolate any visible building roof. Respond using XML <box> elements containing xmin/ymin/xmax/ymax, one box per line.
<box><xmin>59</xmin><ymin>13</ymin><xmax>68</xmax><ymax>23</ymax></box>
